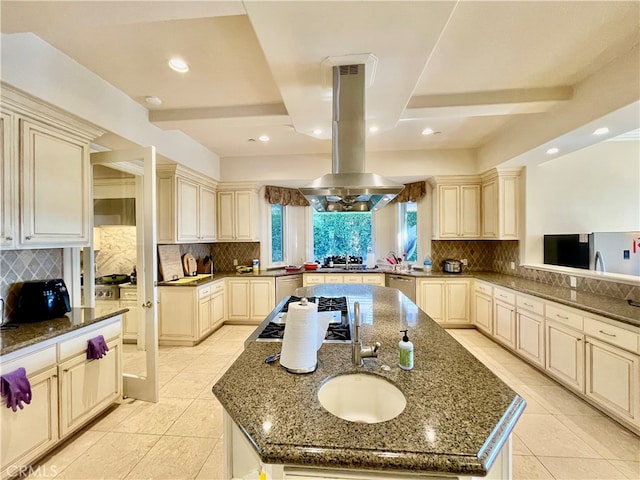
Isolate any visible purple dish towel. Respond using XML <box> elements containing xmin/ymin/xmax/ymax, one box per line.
<box><xmin>87</xmin><ymin>335</ymin><xmax>109</xmax><ymax>360</ymax></box>
<box><xmin>0</xmin><ymin>367</ymin><xmax>32</xmax><ymax>412</ymax></box>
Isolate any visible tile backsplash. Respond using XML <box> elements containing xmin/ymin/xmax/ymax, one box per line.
<box><xmin>434</xmin><ymin>239</ymin><xmax>640</xmax><ymax>301</ymax></box>
<box><xmin>212</xmin><ymin>242</ymin><xmax>260</xmax><ymax>272</ymax></box>
<box><xmin>0</xmin><ymin>249</ymin><xmax>63</xmax><ymax>321</ymax></box>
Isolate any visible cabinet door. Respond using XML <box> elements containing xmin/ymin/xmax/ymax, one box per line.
<box><xmin>459</xmin><ymin>185</ymin><xmax>481</xmax><ymax>238</ymax></box>
<box><xmin>474</xmin><ymin>293</ymin><xmax>493</xmax><ymax>335</ymax></box>
<box><xmin>121</xmin><ymin>301</ymin><xmax>140</xmax><ymax>340</ymax></box>
<box><xmin>212</xmin><ymin>291</ymin><xmax>225</xmax><ymax>330</ymax></box>
<box><xmin>234</xmin><ymin>191</ymin><xmax>254</xmax><ymax>240</ymax></box>
<box><xmin>438</xmin><ymin>186</ymin><xmax>459</xmax><ymax>238</ymax></box>
<box><xmin>500</xmin><ymin>176</ymin><xmax>519</xmax><ymax>239</ymax></box>
<box><xmin>199</xmin><ymin>186</ymin><xmax>216</xmax><ymax>241</ymax></box>
<box><xmin>516</xmin><ymin>311</ymin><xmax>545</xmax><ymax>368</ymax></box>
<box><xmin>445</xmin><ymin>281</ymin><xmax>470</xmax><ymax>324</ymax></box>
<box><xmin>177</xmin><ymin>178</ymin><xmax>199</xmax><ymax>242</ymax></box>
<box><xmin>303</xmin><ymin>274</ymin><xmax>325</xmax><ymax>286</ymax></box>
<box><xmin>58</xmin><ymin>338</ymin><xmax>121</xmax><ymax>438</ymax></box>
<box><xmin>417</xmin><ymin>281</ymin><xmax>445</xmax><ymax>323</ymax></box>
<box><xmin>250</xmin><ymin>280</ymin><xmax>275</xmax><ymax>322</ymax></box>
<box><xmin>217</xmin><ymin>191</ymin><xmax>235</xmax><ymax>240</ymax></box>
<box><xmin>95</xmin><ymin>300</ymin><xmax>121</xmax><ymax>318</ymax></box>
<box><xmin>362</xmin><ymin>274</ymin><xmax>385</xmax><ymax>286</ymax></box>
<box><xmin>494</xmin><ymin>301</ymin><xmax>516</xmax><ymax>349</ymax></box>
<box><xmin>482</xmin><ymin>179</ymin><xmax>498</xmax><ymax>239</ymax></box>
<box><xmin>158</xmin><ymin>288</ymin><xmax>197</xmax><ymax>341</ymax></box>
<box><xmin>1</xmin><ymin>112</ymin><xmax>16</xmax><ymax>249</ymax></box>
<box><xmin>227</xmin><ymin>280</ymin><xmax>250</xmax><ymax>320</ymax></box>
<box><xmin>20</xmin><ymin>119</ymin><xmax>90</xmax><ymax>246</ymax></box>
<box><xmin>545</xmin><ymin>320</ymin><xmax>584</xmax><ymax>393</ymax></box>
<box><xmin>198</xmin><ymin>295</ymin><xmax>212</xmax><ymax>338</ymax></box>
<box><xmin>343</xmin><ymin>275</ymin><xmax>362</xmax><ymax>284</ymax></box>
<box><xmin>0</xmin><ymin>367</ymin><xmax>58</xmax><ymax>474</ymax></box>
<box><xmin>586</xmin><ymin>338</ymin><xmax>639</xmax><ymax>427</ymax></box>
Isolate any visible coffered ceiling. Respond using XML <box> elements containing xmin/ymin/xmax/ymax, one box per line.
<box><xmin>2</xmin><ymin>1</ymin><xmax>639</xmax><ymax>159</ymax></box>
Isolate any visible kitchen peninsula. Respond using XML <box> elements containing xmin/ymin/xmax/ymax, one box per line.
<box><xmin>213</xmin><ymin>284</ymin><xmax>526</xmax><ymax>479</ymax></box>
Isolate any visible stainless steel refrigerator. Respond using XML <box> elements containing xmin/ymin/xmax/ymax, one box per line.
<box><xmin>589</xmin><ymin>231</ymin><xmax>640</xmax><ymax>276</ymax></box>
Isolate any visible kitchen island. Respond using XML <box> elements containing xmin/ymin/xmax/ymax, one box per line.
<box><xmin>212</xmin><ymin>284</ymin><xmax>526</xmax><ymax>479</ymax></box>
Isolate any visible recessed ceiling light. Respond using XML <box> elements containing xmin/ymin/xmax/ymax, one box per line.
<box><xmin>369</xmin><ymin>126</ymin><xmax>379</xmax><ymax>133</ymax></box>
<box><xmin>144</xmin><ymin>96</ymin><xmax>162</xmax><ymax>106</ymax></box>
<box><xmin>422</xmin><ymin>128</ymin><xmax>435</xmax><ymax>136</ymax></box>
<box><xmin>312</xmin><ymin>129</ymin><xmax>322</xmax><ymax>135</ymax></box>
<box><xmin>258</xmin><ymin>135</ymin><xmax>270</xmax><ymax>142</ymax></box>
<box><xmin>546</xmin><ymin>147</ymin><xmax>559</xmax><ymax>155</ymax></box>
<box><xmin>593</xmin><ymin>127</ymin><xmax>610</xmax><ymax>136</ymax></box>
<box><xmin>168</xmin><ymin>57</ymin><xmax>189</xmax><ymax>73</ymax></box>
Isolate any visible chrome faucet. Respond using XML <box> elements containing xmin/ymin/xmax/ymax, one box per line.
<box><xmin>345</xmin><ymin>254</ymin><xmax>350</xmax><ymax>270</ymax></box>
<box><xmin>352</xmin><ymin>302</ymin><xmax>381</xmax><ymax>366</ymax></box>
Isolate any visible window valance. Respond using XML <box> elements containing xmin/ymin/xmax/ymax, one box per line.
<box><xmin>392</xmin><ymin>181</ymin><xmax>426</xmax><ymax>203</ymax></box>
<box><xmin>264</xmin><ymin>185</ymin><xmax>310</xmax><ymax>207</ymax></box>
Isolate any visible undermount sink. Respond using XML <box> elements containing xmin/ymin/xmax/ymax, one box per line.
<box><xmin>317</xmin><ymin>373</ymin><xmax>406</xmax><ymax>423</ymax></box>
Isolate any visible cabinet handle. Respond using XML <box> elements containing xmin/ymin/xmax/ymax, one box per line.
<box><xmin>499</xmin><ymin>294</ymin><xmax>507</xmax><ymax>298</ymax></box>
<box><xmin>524</xmin><ymin>302</ymin><xmax>533</xmax><ymax>307</ymax></box>
<box><xmin>556</xmin><ymin>314</ymin><xmax>569</xmax><ymax>320</ymax></box>
<box><xmin>598</xmin><ymin>330</ymin><xmax>616</xmax><ymax>337</ymax></box>
<box><xmin>577</xmin><ymin>338</ymin><xmax>582</xmax><ymax>342</ymax></box>
<box><xmin>52</xmin><ymin>374</ymin><xmax>58</xmax><ymax>378</ymax></box>
<box><xmin>63</xmin><ymin>369</ymin><xmax>69</xmax><ymax>372</ymax></box>
<box><xmin>25</xmin><ymin>236</ymin><xmax>32</xmax><ymax>240</ymax></box>
<box><xmin>5</xmin><ymin>236</ymin><xmax>12</xmax><ymax>241</ymax></box>
<box><xmin>142</xmin><ymin>301</ymin><xmax>153</xmax><ymax>308</ymax></box>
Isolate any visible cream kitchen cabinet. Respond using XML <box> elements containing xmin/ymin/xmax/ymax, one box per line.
<box><xmin>545</xmin><ymin>318</ymin><xmax>585</xmax><ymax>393</ymax></box>
<box><xmin>119</xmin><ymin>289</ymin><xmax>139</xmax><ymax>342</ymax></box>
<box><xmin>303</xmin><ymin>274</ymin><xmax>326</xmax><ymax>286</ymax></box>
<box><xmin>302</xmin><ymin>273</ymin><xmax>385</xmax><ymax>287</ymax></box>
<box><xmin>416</xmin><ymin>278</ymin><xmax>470</xmax><ymax>326</ymax></box>
<box><xmin>156</xmin><ymin>164</ymin><xmax>217</xmax><ymax>244</ymax></box>
<box><xmin>226</xmin><ymin>278</ymin><xmax>275</xmax><ymax>324</ymax></box>
<box><xmin>1</xmin><ymin>346</ymin><xmax>58</xmax><ymax>478</ymax></box>
<box><xmin>492</xmin><ymin>287</ymin><xmax>516</xmax><ymax>349</ymax></box>
<box><xmin>158</xmin><ymin>281</ymin><xmax>225</xmax><ymax>345</ymax></box>
<box><xmin>481</xmin><ymin>169</ymin><xmax>521</xmax><ymax>240</ymax></box>
<box><xmin>473</xmin><ymin>281</ymin><xmax>493</xmax><ymax>335</ymax></box>
<box><xmin>216</xmin><ymin>183</ymin><xmax>260</xmax><ymax>241</ymax></box>
<box><xmin>1</xmin><ymin>85</ymin><xmax>103</xmax><ymax>249</ymax></box>
<box><xmin>428</xmin><ymin>177</ymin><xmax>481</xmax><ymax>239</ymax></box>
<box><xmin>515</xmin><ymin>294</ymin><xmax>545</xmax><ymax>368</ymax></box>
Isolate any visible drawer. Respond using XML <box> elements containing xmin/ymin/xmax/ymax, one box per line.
<box><xmin>198</xmin><ymin>286</ymin><xmax>211</xmax><ymax>298</ymax></box>
<box><xmin>210</xmin><ymin>281</ymin><xmax>224</xmax><ymax>294</ymax></box>
<box><xmin>324</xmin><ymin>275</ymin><xmax>343</xmax><ymax>283</ymax></box>
<box><xmin>475</xmin><ymin>281</ymin><xmax>493</xmax><ymax>296</ymax></box>
<box><xmin>57</xmin><ymin>318</ymin><xmax>122</xmax><ymax>361</ymax></box>
<box><xmin>0</xmin><ymin>345</ymin><xmax>57</xmax><ymax>376</ymax></box>
<box><xmin>584</xmin><ymin>316</ymin><xmax>640</xmax><ymax>354</ymax></box>
<box><xmin>494</xmin><ymin>287</ymin><xmax>515</xmax><ymax>305</ymax></box>
<box><xmin>363</xmin><ymin>275</ymin><xmax>384</xmax><ymax>285</ymax></box>
<box><xmin>343</xmin><ymin>275</ymin><xmax>362</xmax><ymax>284</ymax></box>
<box><xmin>517</xmin><ymin>294</ymin><xmax>545</xmax><ymax>316</ymax></box>
<box><xmin>120</xmin><ymin>290</ymin><xmax>137</xmax><ymax>301</ymax></box>
<box><xmin>546</xmin><ymin>303</ymin><xmax>583</xmax><ymax>331</ymax></box>
<box><xmin>304</xmin><ymin>274</ymin><xmax>325</xmax><ymax>284</ymax></box>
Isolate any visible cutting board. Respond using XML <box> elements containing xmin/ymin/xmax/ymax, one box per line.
<box><xmin>158</xmin><ymin>245</ymin><xmax>183</xmax><ymax>281</ymax></box>
<box><xmin>182</xmin><ymin>253</ymin><xmax>197</xmax><ymax>276</ymax></box>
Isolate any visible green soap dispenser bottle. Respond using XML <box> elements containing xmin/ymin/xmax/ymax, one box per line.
<box><xmin>398</xmin><ymin>329</ymin><xmax>414</xmax><ymax>370</ymax></box>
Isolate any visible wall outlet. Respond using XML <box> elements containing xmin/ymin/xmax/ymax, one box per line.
<box><xmin>510</xmin><ymin>261</ymin><xmax>516</xmax><ymax>270</ymax></box>
<box><xmin>569</xmin><ymin>276</ymin><xmax>577</xmax><ymax>288</ymax></box>
<box><xmin>233</xmin><ymin>259</ymin><xmax>238</xmax><ymax>266</ymax></box>
<box><xmin>461</xmin><ymin>258</ymin><xmax>468</xmax><ymax>266</ymax></box>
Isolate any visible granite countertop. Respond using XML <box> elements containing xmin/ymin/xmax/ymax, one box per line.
<box><xmin>0</xmin><ymin>308</ymin><xmax>128</xmax><ymax>356</ymax></box>
<box><xmin>212</xmin><ymin>284</ymin><xmax>526</xmax><ymax>475</ymax></box>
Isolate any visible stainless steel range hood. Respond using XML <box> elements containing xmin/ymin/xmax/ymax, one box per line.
<box><xmin>299</xmin><ymin>64</ymin><xmax>404</xmax><ymax>212</ymax></box>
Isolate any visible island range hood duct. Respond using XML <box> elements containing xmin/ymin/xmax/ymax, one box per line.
<box><xmin>299</xmin><ymin>64</ymin><xmax>404</xmax><ymax>212</ymax></box>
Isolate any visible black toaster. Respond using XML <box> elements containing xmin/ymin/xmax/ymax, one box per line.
<box><xmin>16</xmin><ymin>279</ymin><xmax>72</xmax><ymax>322</ymax></box>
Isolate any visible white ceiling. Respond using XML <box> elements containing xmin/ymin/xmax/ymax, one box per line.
<box><xmin>1</xmin><ymin>0</ymin><xmax>639</xmax><ymax>160</ymax></box>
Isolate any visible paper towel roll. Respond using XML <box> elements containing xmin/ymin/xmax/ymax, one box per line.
<box><xmin>366</xmin><ymin>252</ymin><xmax>376</xmax><ymax>269</ymax></box>
<box><xmin>279</xmin><ymin>299</ymin><xmax>319</xmax><ymax>373</ymax></box>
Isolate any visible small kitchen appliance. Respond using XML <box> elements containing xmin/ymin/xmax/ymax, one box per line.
<box><xmin>16</xmin><ymin>279</ymin><xmax>71</xmax><ymax>322</ymax></box>
<box><xmin>442</xmin><ymin>259</ymin><xmax>463</xmax><ymax>273</ymax></box>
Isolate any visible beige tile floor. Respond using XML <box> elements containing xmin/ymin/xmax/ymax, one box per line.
<box><xmin>26</xmin><ymin>326</ymin><xmax>639</xmax><ymax>480</ymax></box>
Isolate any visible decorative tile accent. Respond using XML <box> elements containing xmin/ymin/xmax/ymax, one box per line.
<box><xmin>212</xmin><ymin>242</ymin><xmax>260</xmax><ymax>272</ymax></box>
<box><xmin>431</xmin><ymin>240</ymin><xmax>496</xmax><ymax>272</ymax></box>
<box><xmin>95</xmin><ymin>226</ymin><xmax>137</xmax><ymax>277</ymax></box>
<box><xmin>0</xmin><ymin>249</ymin><xmax>63</xmax><ymax>321</ymax></box>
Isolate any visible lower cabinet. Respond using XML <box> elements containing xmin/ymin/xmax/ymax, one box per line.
<box><xmin>586</xmin><ymin>337</ymin><xmax>639</xmax><ymax>426</ymax></box>
<box><xmin>474</xmin><ymin>293</ymin><xmax>493</xmax><ymax>335</ymax></box>
<box><xmin>119</xmin><ymin>289</ymin><xmax>139</xmax><ymax>342</ymax></box>
<box><xmin>58</xmin><ymin>336</ymin><xmax>121</xmax><ymax>438</ymax></box>
<box><xmin>416</xmin><ymin>279</ymin><xmax>471</xmax><ymax>326</ymax></box>
<box><xmin>494</xmin><ymin>301</ymin><xmax>516</xmax><ymax>349</ymax></box>
<box><xmin>0</xmin><ymin>318</ymin><xmax>122</xmax><ymax>477</ymax></box>
<box><xmin>545</xmin><ymin>319</ymin><xmax>584</xmax><ymax>393</ymax></box>
<box><xmin>226</xmin><ymin>278</ymin><xmax>275</xmax><ymax>324</ymax></box>
<box><xmin>516</xmin><ymin>311</ymin><xmax>545</xmax><ymax>368</ymax></box>
<box><xmin>158</xmin><ymin>280</ymin><xmax>226</xmax><ymax>345</ymax></box>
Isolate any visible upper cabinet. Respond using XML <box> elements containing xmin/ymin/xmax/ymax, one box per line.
<box><xmin>216</xmin><ymin>183</ymin><xmax>260</xmax><ymax>242</ymax></box>
<box><xmin>481</xmin><ymin>169</ymin><xmax>521</xmax><ymax>240</ymax></box>
<box><xmin>1</xmin><ymin>84</ymin><xmax>104</xmax><ymax>249</ymax></box>
<box><xmin>156</xmin><ymin>165</ymin><xmax>218</xmax><ymax>244</ymax></box>
<box><xmin>429</xmin><ymin>176</ymin><xmax>481</xmax><ymax>239</ymax></box>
